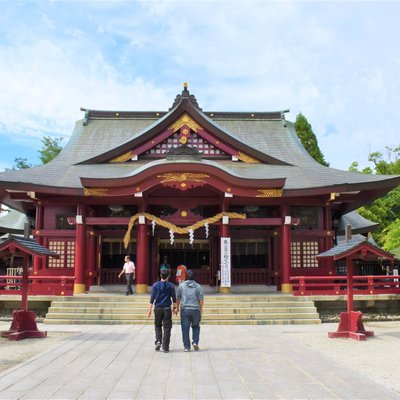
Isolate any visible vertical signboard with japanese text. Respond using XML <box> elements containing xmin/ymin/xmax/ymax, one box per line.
<box><xmin>220</xmin><ymin>237</ymin><xmax>231</xmax><ymax>287</ymax></box>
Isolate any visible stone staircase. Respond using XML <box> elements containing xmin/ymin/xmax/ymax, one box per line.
<box><xmin>44</xmin><ymin>294</ymin><xmax>321</xmax><ymax>325</ymax></box>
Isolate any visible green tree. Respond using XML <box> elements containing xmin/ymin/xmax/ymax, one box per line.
<box><xmin>381</xmin><ymin>219</ymin><xmax>400</xmax><ymax>256</ymax></box>
<box><xmin>348</xmin><ymin>161</ymin><xmax>373</xmax><ymax>175</ymax></box>
<box><xmin>7</xmin><ymin>136</ymin><xmax>63</xmax><ymax>170</ymax></box>
<box><xmin>349</xmin><ymin>146</ymin><xmax>400</xmax><ymax>256</ymax></box>
<box><xmin>294</xmin><ymin>113</ymin><xmax>329</xmax><ymax>167</ymax></box>
<box><xmin>38</xmin><ymin>136</ymin><xmax>63</xmax><ymax>165</ymax></box>
<box><xmin>8</xmin><ymin>157</ymin><xmax>33</xmax><ymax>170</ymax></box>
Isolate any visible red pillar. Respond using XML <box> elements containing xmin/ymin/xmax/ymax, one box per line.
<box><xmin>33</xmin><ymin>204</ymin><xmax>44</xmax><ymax>273</ymax></box>
<box><xmin>21</xmin><ymin>255</ymin><xmax>29</xmax><ymax>312</ymax></box>
<box><xmin>324</xmin><ymin>204</ymin><xmax>335</xmax><ymax>274</ymax></box>
<box><xmin>74</xmin><ymin>204</ymin><xmax>87</xmax><ymax>294</ymax></box>
<box><xmin>281</xmin><ymin>204</ymin><xmax>292</xmax><ymax>293</ymax></box>
<box><xmin>136</xmin><ymin>220</ymin><xmax>149</xmax><ymax>294</ymax></box>
<box><xmin>328</xmin><ymin>256</ymin><xmax>374</xmax><ymax>340</ymax></box>
<box><xmin>347</xmin><ymin>256</ymin><xmax>354</xmax><ymax>313</ymax></box>
<box><xmin>87</xmin><ymin>232</ymin><xmax>96</xmax><ymax>288</ymax></box>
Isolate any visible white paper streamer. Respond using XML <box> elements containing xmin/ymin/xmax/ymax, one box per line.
<box><xmin>189</xmin><ymin>229</ymin><xmax>194</xmax><ymax>244</ymax></box>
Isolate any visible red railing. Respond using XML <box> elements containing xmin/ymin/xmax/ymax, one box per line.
<box><xmin>101</xmin><ymin>268</ymin><xmax>267</xmax><ymax>286</ymax></box>
<box><xmin>232</xmin><ymin>268</ymin><xmax>266</xmax><ymax>284</ymax></box>
<box><xmin>101</xmin><ymin>268</ymin><xmax>214</xmax><ymax>286</ymax></box>
<box><xmin>0</xmin><ymin>275</ymin><xmax>75</xmax><ymax>296</ymax></box>
<box><xmin>291</xmin><ymin>275</ymin><xmax>400</xmax><ymax>296</ymax></box>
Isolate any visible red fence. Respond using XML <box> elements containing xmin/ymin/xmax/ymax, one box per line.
<box><xmin>232</xmin><ymin>268</ymin><xmax>266</xmax><ymax>284</ymax></box>
<box><xmin>291</xmin><ymin>275</ymin><xmax>400</xmax><ymax>296</ymax></box>
<box><xmin>0</xmin><ymin>275</ymin><xmax>75</xmax><ymax>296</ymax></box>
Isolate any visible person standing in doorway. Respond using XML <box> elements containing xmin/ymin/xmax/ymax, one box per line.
<box><xmin>118</xmin><ymin>255</ymin><xmax>135</xmax><ymax>295</ymax></box>
<box><xmin>176</xmin><ymin>269</ymin><xmax>204</xmax><ymax>352</ymax></box>
<box><xmin>147</xmin><ymin>269</ymin><xmax>177</xmax><ymax>353</ymax></box>
<box><xmin>160</xmin><ymin>255</ymin><xmax>171</xmax><ymax>273</ymax></box>
<box><xmin>175</xmin><ymin>264</ymin><xmax>187</xmax><ymax>285</ymax></box>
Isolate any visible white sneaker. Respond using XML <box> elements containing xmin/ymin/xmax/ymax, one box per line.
<box><xmin>184</xmin><ymin>348</ymin><xmax>190</xmax><ymax>352</ymax></box>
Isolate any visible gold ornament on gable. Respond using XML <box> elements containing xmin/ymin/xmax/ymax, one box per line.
<box><xmin>169</xmin><ymin>113</ymin><xmax>202</xmax><ymax>133</ymax></box>
<box><xmin>84</xmin><ymin>188</ymin><xmax>109</xmax><ymax>197</ymax></box>
<box><xmin>109</xmin><ymin>151</ymin><xmax>133</xmax><ymax>163</ymax></box>
<box><xmin>256</xmin><ymin>189</ymin><xmax>283</xmax><ymax>198</ymax></box>
<box><xmin>237</xmin><ymin>151</ymin><xmax>260</xmax><ymax>163</ymax></box>
<box><xmin>157</xmin><ymin>173</ymin><xmax>210</xmax><ymax>184</ymax></box>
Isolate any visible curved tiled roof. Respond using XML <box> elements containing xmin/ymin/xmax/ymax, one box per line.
<box><xmin>0</xmin><ymin>87</ymin><xmax>399</xmax><ymax>210</ymax></box>
<box><xmin>338</xmin><ymin>211</ymin><xmax>379</xmax><ymax>234</ymax></box>
<box><xmin>0</xmin><ymin>209</ymin><xmax>26</xmax><ymax>234</ymax></box>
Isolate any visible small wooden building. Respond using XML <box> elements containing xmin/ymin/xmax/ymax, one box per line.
<box><xmin>0</xmin><ymin>84</ymin><xmax>399</xmax><ymax>294</ymax></box>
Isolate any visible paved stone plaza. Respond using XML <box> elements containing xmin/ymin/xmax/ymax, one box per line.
<box><xmin>0</xmin><ymin>321</ymin><xmax>400</xmax><ymax>399</ymax></box>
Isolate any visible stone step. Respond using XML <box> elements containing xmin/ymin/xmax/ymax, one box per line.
<box><xmin>43</xmin><ymin>318</ymin><xmax>321</xmax><ymax>325</ymax></box>
<box><xmin>45</xmin><ymin>312</ymin><xmax>319</xmax><ymax>321</ymax></box>
<box><xmin>47</xmin><ymin>306</ymin><xmax>317</xmax><ymax>314</ymax></box>
<box><xmin>49</xmin><ymin>301</ymin><xmax>316</xmax><ymax>309</ymax></box>
<box><xmin>59</xmin><ymin>295</ymin><xmax>309</xmax><ymax>302</ymax></box>
<box><xmin>45</xmin><ymin>294</ymin><xmax>321</xmax><ymax>325</ymax></box>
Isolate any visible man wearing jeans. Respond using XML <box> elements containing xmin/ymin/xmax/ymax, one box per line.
<box><xmin>176</xmin><ymin>269</ymin><xmax>204</xmax><ymax>352</ymax></box>
<box><xmin>147</xmin><ymin>269</ymin><xmax>177</xmax><ymax>353</ymax></box>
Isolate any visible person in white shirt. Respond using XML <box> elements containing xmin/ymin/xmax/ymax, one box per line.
<box><xmin>118</xmin><ymin>255</ymin><xmax>136</xmax><ymax>295</ymax></box>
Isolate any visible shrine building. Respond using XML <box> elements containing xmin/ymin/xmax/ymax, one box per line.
<box><xmin>0</xmin><ymin>84</ymin><xmax>399</xmax><ymax>295</ymax></box>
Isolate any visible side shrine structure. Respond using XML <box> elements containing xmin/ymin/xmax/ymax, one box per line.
<box><xmin>0</xmin><ymin>84</ymin><xmax>399</xmax><ymax>295</ymax></box>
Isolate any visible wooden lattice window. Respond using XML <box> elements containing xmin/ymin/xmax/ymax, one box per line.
<box><xmin>291</xmin><ymin>240</ymin><xmax>319</xmax><ymax>268</ymax></box>
<box><xmin>145</xmin><ymin>132</ymin><xmax>228</xmax><ymax>158</ymax></box>
<box><xmin>48</xmin><ymin>240</ymin><xmax>75</xmax><ymax>268</ymax></box>
<box><xmin>290</xmin><ymin>241</ymin><xmax>302</xmax><ymax>268</ymax></box>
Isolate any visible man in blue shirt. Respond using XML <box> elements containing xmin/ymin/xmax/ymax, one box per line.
<box><xmin>147</xmin><ymin>269</ymin><xmax>177</xmax><ymax>353</ymax></box>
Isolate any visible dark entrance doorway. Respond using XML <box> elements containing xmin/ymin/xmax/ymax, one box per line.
<box><xmin>157</xmin><ymin>239</ymin><xmax>211</xmax><ymax>285</ymax></box>
<box><xmin>100</xmin><ymin>238</ymin><xmax>136</xmax><ymax>285</ymax></box>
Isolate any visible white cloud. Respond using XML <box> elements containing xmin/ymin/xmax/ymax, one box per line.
<box><xmin>0</xmin><ymin>1</ymin><xmax>399</xmax><ymax>171</ymax></box>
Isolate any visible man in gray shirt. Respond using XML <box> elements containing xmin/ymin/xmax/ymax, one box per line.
<box><xmin>176</xmin><ymin>269</ymin><xmax>204</xmax><ymax>352</ymax></box>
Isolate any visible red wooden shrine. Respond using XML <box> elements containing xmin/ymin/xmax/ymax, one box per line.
<box><xmin>0</xmin><ymin>235</ymin><xmax>58</xmax><ymax>340</ymax></box>
<box><xmin>0</xmin><ymin>84</ymin><xmax>399</xmax><ymax>295</ymax></box>
<box><xmin>317</xmin><ymin>232</ymin><xmax>395</xmax><ymax>340</ymax></box>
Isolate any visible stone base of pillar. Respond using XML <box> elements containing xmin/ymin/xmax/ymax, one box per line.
<box><xmin>281</xmin><ymin>283</ymin><xmax>293</xmax><ymax>293</ymax></box>
<box><xmin>73</xmin><ymin>283</ymin><xmax>86</xmax><ymax>294</ymax></box>
<box><xmin>135</xmin><ymin>284</ymin><xmax>148</xmax><ymax>294</ymax></box>
<box><xmin>219</xmin><ymin>287</ymin><xmax>231</xmax><ymax>294</ymax></box>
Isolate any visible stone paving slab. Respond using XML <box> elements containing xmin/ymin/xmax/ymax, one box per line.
<box><xmin>0</xmin><ymin>322</ymin><xmax>399</xmax><ymax>399</ymax></box>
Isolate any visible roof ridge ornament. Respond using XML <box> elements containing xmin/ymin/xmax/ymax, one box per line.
<box><xmin>170</xmin><ymin>83</ymin><xmax>202</xmax><ymax>111</ymax></box>
<box><xmin>166</xmin><ymin>144</ymin><xmax>202</xmax><ymax>161</ymax></box>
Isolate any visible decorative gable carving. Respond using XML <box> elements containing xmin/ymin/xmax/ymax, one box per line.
<box><xmin>144</xmin><ymin>131</ymin><xmax>229</xmax><ymax>158</ymax></box>
<box><xmin>157</xmin><ymin>172</ymin><xmax>210</xmax><ymax>191</ymax></box>
<box><xmin>168</xmin><ymin>113</ymin><xmax>202</xmax><ymax>133</ymax></box>
<box><xmin>106</xmin><ymin>112</ymin><xmax>260</xmax><ymax>164</ymax></box>
<box><xmin>109</xmin><ymin>151</ymin><xmax>133</xmax><ymax>163</ymax></box>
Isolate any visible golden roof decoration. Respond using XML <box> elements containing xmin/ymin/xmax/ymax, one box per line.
<box><xmin>109</xmin><ymin>151</ymin><xmax>133</xmax><ymax>163</ymax></box>
<box><xmin>157</xmin><ymin>172</ymin><xmax>210</xmax><ymax>184</ymax></box>
<box><xmin>256</xmin><ymin>189</ymin><xmax>283</xmax><ymax>198</ymax></box>
<box><xmin>237</xmin><ymin>151</ymin><xmax>260</xmax><ymax>163</ymax></box>
<box><xmin>168</xmin><ymin>113</ymin><xmax>202</xmax><ymax>133</ymax></box>
<box><xmin>84</xmin><ymin>188</ymin><xmax>109</xmax><ymax>197</ymax></box>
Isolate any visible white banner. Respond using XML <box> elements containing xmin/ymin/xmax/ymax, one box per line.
<box><xmin>220</xmin><ymin>237</ymin><xmax>231</xmax><ymax>287</ymax></box>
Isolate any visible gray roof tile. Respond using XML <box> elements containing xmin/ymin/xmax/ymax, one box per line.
<box><xmin>0</xmin><ymin>104</ymin><xmax>399</xmax><ymax>195</ymax></box>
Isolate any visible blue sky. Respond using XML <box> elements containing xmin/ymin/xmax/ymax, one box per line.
<box><xmin>0</xmin><ymin>1</ymin><xmax>399</xmax><ymax>172</ymax></box>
